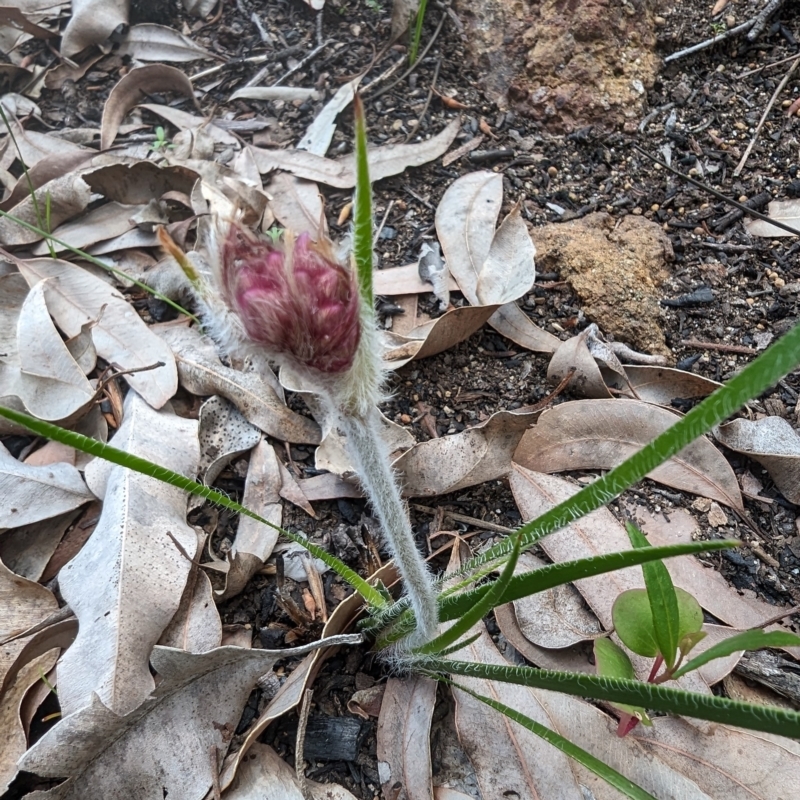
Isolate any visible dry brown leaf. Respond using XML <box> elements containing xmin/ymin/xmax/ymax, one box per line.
<box><xmin>159</xmin><ymin>325</ymin><xmax>320</xmax><ymax>443</ymax></box>
<box><xmin>714</xmin><ymin>416</ymin><xmax>800</xmax><ymax>503</ymax></box>
<box><xmin>0</xmin><ymin>509</ymin><xmax>81</xmax><ymax>582</ymax></box>
<box><xmin>391</xmin><ymin>0</ymin><xmax>420</xmax><ymax>39</ymax></box>
<box><xmin>514</xmin><ymin>399</ymin><xmax>744</xmax><ymax>510</ymax></box>
<box><xmin>0</xmin><ymin>648</ymin><xmax>58</xmax><ymax>793</ymax></box>
<box><xmin>216</xmin><ymin>438</ymin><xmax>281</xmax><ymax>601</ymax></box>
<box><xmin>609</xmin><ymin>364</ymin><xmax>721</xmax><ymax>405</ymax></box>
<box><xmin>13</xmin><ymin>281</ymin><xmax>94</xmax><ymax>421</ymax></box>
<box><xmin>384</xmin><ymin>304</ymin><xmax>498</xmax><ymax>368</ymax></box>
<box><xmin>376</xmin><ymin>675</ymin><xmax>436</xmax><ymax>800</ymax></box>
<box><xmin>298</xmin><ymin>76</ymin><xmax>361</xmax><ymax>155</ymax></box>
<box><xmin>19</xmin><ymin>635</ymin><xmax>360</xmax><ymax>800</ymax></box>
<box><xmin>546</xmin><ymin>327</ymin><xmax>612</xmax><ymax>398</ymax></box>
<box><xmin>0</xmin><ymin>6</ymin><xmax>56</xmax><ymax>39</ymax></box>
<box><xmin>0</xmin><ymin>118</ymin><xmax>90</xmax><ymax>169</ymax></box>
<box><xmin>265</xmin><ymin>172</ymin><xmax>325</xmax><ymax>233</ymax></box>
<box><xmin>60</xmin><ymin>391</ymin><xmax>199</xmax><ymax>717</ymax></box>
<box><xmin>296</xmin><ymin>472</ymin><xmax>362</xmax><ymax>501</ymax></box>
<box><xmin>101</xmin><ymin>64</ymin><xmax>199</xmax><ymax>151</ymax></box>
<box><xmin>0</xmin><ymin>173</ymin><xmax>90</xmax><ymax>246</ymax></box>
<box><xmin>744</xmin><ymin>199</ymin><xmax>800</xmax><ymax>238</ymax></box>
<box><xmin>248</xmin><ymin>117</ymin><xmax>460</xmax><ymax>188</ymax></box>
<box><xmin>0</xmin><ymin>441</ymin><xmax>92</xmax><ymax>528</ymax></box>
<box><xmin>60</xmin><ymin>0</ymin><xmax>127</xmax><ymax>57</ymax></box>
<box><xmin>14</xmin><ymin>256</ymin><xmax>178</xmax><ymax>409</ymax></box>
<box><xmin>138</xmin><ymin>103</ymin><xmax>239</xmax><ymax>146</ymax></box>
<box><xmin>510</xmin><ymin>552</ymin><xmax>605</xmax><ymax>648</ymax></box>
<box><xmin>225</xmin><ymin>742</ymin><xmax>357</xmax><ymax>800</ymax></box>
<box><xmin>159</xmin><ymin>532</ymin><xmax>222</xmax><ymax>654</ymax></box>
<box><xmin>116</xmin><ymin>23</ymin><xmax>216</xmax><ymax>62</ymax></box>
<box><xmin>373</xmin><ymin>263</ymin><xmax>459</xmax><ymax>296</ymax></box>
<box><xmin>83</xmin><ymin>159</ymin><xmax>199</xmax><ymax>205</ymax></box>
<box><xmin>485</xmin><ymin>301</ymin><xmax>560</xmax><ymax>353</ymax></box>
<box><xmin>277</xmin><ymin>458</ymin><xmax>316</xmax><ymax>517</ymax></box>
<box><xmin>230</xmin><ymin>86</ymin><xmax>321</xmax><ymax>103</ymax></box>
<box><xmin>395</xmin><ymin>409</ymin><xmax>540</xmax><ymax>497</ymax></box>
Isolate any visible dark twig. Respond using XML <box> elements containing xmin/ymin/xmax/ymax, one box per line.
<box><xmin>746</xmin><ymin>0</ymin><xmax>786</xmax><ymax>41</ymax></box>
<box><xmin>631</xmin><ymin>145</ymin><xmax>800</xmax><ymax>237</ymax></box>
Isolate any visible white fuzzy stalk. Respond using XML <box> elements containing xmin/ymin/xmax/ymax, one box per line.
<box><xmin>337</xmin><ymin>408</ymin><xmax>438</xmax><ymax>645</ymax></box>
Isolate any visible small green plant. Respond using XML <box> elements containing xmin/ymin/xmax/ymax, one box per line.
<box><xmin>364</xmin><ymin>0</ymin><xmax>383</xmax><ymax>12</ymax></box>
<box><xmin>710</xmin><ymin>20</ymin><xmax>727</xmax><ymax>36</ymax></box>
<box><xmin>3</xmin><ymin>94</ymin><xmax>800</xmax><ymax>798</ymax></box>
<box><xmin>409</xmin><ymin>0</ymin><xmax>428</xmax><ymax>66</ymax></box>
<box><xmin>149</xmin><ymin>125</ymin><xmax>174</xmax><ymax>153</ymax></box>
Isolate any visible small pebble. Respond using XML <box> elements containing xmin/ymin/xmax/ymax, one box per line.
<box><xmin>399</xmin><ymin>413</ymin><xmax>411</xmax><ymax>424</ymax></box>
<box><xmin>547</xmin><ymin>165</ymin><xmax>558</xmax><ymax>178</ymax></box>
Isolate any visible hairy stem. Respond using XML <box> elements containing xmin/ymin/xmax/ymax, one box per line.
<box><xmin>339</xmin><ymin>408</ymin><xmax>438</xmax><ymax>644</ymax></box>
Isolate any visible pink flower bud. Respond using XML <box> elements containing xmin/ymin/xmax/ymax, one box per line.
<box><xmin>219</xmin><ymin>224</ymin><xmax>361</xmax><ymax>374</ymax></box>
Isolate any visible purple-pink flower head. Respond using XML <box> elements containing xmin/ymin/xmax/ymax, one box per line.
<box><xmin>220</xmin><ymin>223</ymin><xmax>361</xmax><ymax>374</ymax></box>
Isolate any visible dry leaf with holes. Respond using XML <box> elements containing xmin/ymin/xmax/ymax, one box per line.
<box><xmin>60</xmin><ymin>391</ymin><xmax>199</xmax><ymax>717</ymax></box>
<box><xmin>515</xmin><ymin>399</ymin><xmax>745</xmax><ymax>510</ymax></box>
<box><xmin>19</xmin><ymin>636</ymin><xmax>360</xmax><ymax>800</ymax></box>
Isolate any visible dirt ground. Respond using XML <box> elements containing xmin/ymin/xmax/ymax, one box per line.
<box><xmin>8</xmin><ymin>0</ymin><xmax>800</xmax><ymax>797</ymax></box>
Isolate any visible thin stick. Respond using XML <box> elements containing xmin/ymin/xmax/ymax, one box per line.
<box><xmin>746</xmin><ymin>0</ymin><xmax>786</xmax><ymax>41</ymax></box>
<box><xmin>738</xmin><ymin>51</ymin><xmax>800</xmax><ymax>78</ymax></box>
<box><xmin>411</xmin><ymin>504</ymin><xmax>515</xmax><ymax>534</ymax></box>
<box><xmin>272</xmin><ymin>40</ymin><xmax>333</xmax><ymax>88</ymax></box>
<box><xmin>664</xmin><ymin>20</ymin><xmax>754</xmax><ymax>64</ymax></box>
<box><xmin>734</xmin><ymin>53</ymin><xmax>800</xmax><ymax>176</ymax></box>
<box><xmin>405</xmin><ymin>58</ymin><xmax>441</xmax><ymax>143</ymax></box>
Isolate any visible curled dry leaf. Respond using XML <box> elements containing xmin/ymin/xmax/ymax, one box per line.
<box><xmin>714</xmin><ymin>416</ymin><xmax>800</xmax><ymax>503</ymax></box>
<box><xmin>14</xmin><ymin>256</ymin><xmax>178</xmax><ymax>409</ymax></box>
<box><xmin>229</xmin><ymin>86</ymin><xmax>321</xmax><ymax>103</ymax></box>
<box><xmin>0</xmin><ymin>441</ymin><xmax>92</xmax><ymax>528</ymax></box>
<box><xmin>116</xmin><ymin>23</ymin><xmax>216</xmax><ymax>62</ymax></box>
<box><xmin>216</xmin><ymin>438</ymin><xmax>281</xmax><ymax>601</ymax></box>
<box><xmin>159</xmin><ymin>325</ymin><xmax>320</xmax><ymax>444</ymax></box>
<box><xmin>610</xmin><ymin>364</ymin><xmax>721</xmax><ymax>405</ymax></box>
<box><xmin>396</xmin><ymin>408</ymin><xmax>540</xmax><ymax>497</ymax></box>
<box><xmin>101</xmin><ymin>64</ymin><xmax>199</xmax><ymax>151</ymax></box>
<box><xmin>19</xmin><ymin>636</ymin><xmax>361</xmax><ymax>800</ymax></box>
<box><xmin>0</xmin><ymin>118</ymin><xmax>91</xmax><ymax>170</ymax></box>
<box><xmin>546</xmin><ymin>326</ymin><xmax>612</xmax><ymax>399</ymax></box>
<box><xmin>197</xmin><ymin>395</ymin><xmax>261</xmax><ymax>486</ymax></box>
<box><xmin>60</xmin><ymin>0</ymin><xmax>128</xmax><ymax>57</ymax></box>
<box><xmin>139</xmin><ymin>103</ymin><xmax>239</xmax><ymax>146</ymax></box>
<box><xmin>383</xmin><ymin>304</ymin><xmax>498</xmax><ymax>369</ymax></box>
<box><xmin>248</xmin><ymin>117</ymin><xmax>460</xmax><ymax>188</ymax></box>
<box><xmin>60</xmin><ymin>391</ymin><xmax>199</xmax><ymax>717</ymax></box>
<box><xmin>13</xmin><ymin>281</ymin><xmax>94</xmax><ymax>421</ymax></box>
<box><xmin>0</xmin><ymin>173</ymin><xmax>91</xmax><ymax>246</ymax></box>
<box><xmin>297</xmin><ymin>76</ymin><xmax>361</xmax><ymax>155</ymax></box>
<box><xmin>83</xmin><ymin>159</ymin><xmax>199</xmax><ymax>205</ymax></box>
<box><xmin>436</xmin><ymin>170</ymin><xmax>556</xmax><ymax>354</ymax></box>
<box><xmin>30</xmin><ymin>201</ymin><xmax>142</xmax><ymax>256</ymax></box>
<box><xmin>225</xmin><ymin>742</ymin><xmax>357</xmax><ymax>800</ymax></box>
<box><xmin>265</xmin><ymin>171</ymin><xmax>325</xmax><ymax>234</ymax></box>
<box><xmin>514</xmin><ymin>399</ymin><xmax>744</xmax><ymax>510</ymax></box>
<box><xmin>159</xmin><ymin>531</ymin><xmax>222</xmax><ymax>654</ymax></box>
<box><xmin>376</xmin><ymin>675</ymin><xmax>436</xmax><ymax>800</ymax></box>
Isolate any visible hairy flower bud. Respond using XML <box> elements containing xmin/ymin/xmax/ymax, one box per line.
<box><xmin>219</xmin><ymin>223</ymin><xmax>361</xmax><ymax>374</ymax></box>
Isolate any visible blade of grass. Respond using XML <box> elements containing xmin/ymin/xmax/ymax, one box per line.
<box><xmin>427</xmin><ymin>659</ymin><xmax>800</xmax><ymax>739</ymax></box>
<box><xmin>0</xmin><ymin>215</ymin><xmax>197</xmax><ymax>324</ymax></box>
<box><xmin>0</xmin><ymin>404</ymin><xmax>387</xmax><ymax>610</ymax></box>
<box><xmin>352</xmin><ymin>94</ymin><xmax>374</xmax><ymax>309</ymax></box>
<box><xmin>458</xmin><ymin>320</ymin><xmax>800</xmax><ymax>575</ymax></box>
<box><xmin>409</xmin><ymin>0</ymin><xmax>429</xmax><ymax>66</ymax></box>
<box><xmin>444</xmin><ymin>680</ymin><xmax>658</xmax><ymax>800</ymax></box>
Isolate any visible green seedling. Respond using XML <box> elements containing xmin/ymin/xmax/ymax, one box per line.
<box><xmin>597</xmin><ymin>522</ymin><xmax>800</xmax><ymax>736</ymax></box>
<box><xmin>409</xmin><ymin>0</ymin><xmax>428</xmax><ymax>66</ymax></box>
<box><xmin>149</xmin><ymin>125</ymin><xmax>174</xmax><ymax>153</ymax></box>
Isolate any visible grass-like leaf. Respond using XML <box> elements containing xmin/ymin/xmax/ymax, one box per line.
<box><xmin>626</xmin><ymin>522</ymin><xmax>680</xmax><ymax>668</ymax></box>
<box><xmin>427</xmin><ymin>658</ymin><xmax>800</xmax><ymax>739</ymax></box>
<box><xmin>352</xmin><ymin>94</ymin><xmax>374</xmax><ymax>309</ymax></box>
<box><xmin>456</xmin><ymin>320</ymin><xmax>800</xmax><ymax>577</ymax></box>
<box><xmin>447</xmin><ymin>680</ymin><xmax>658</xmax><ymax>800</ymax></box>
<box><xmin>0</xmin><ymin>212</ymin><xmax>197</xmax><ymax>323</ymax></box>
<box><xmin>409</xmin><ymin>0</ymin><xmax>429</xmax><ymax>66</ymax></box>
<box><xmin>671</xmin><ymin>629</ymin><xmax>800</xmax><ymax>681</ymax></box>
<box><xmin>0</xmin><ymin>405</ymin><xmax>387</xmax><ymax>610</ymax></box>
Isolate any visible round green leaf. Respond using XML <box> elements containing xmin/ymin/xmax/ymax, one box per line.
<box><xmin>613</xmin><ymin>589</ymin><xmax>659</xmax><ymax>657</ymax></box>
<box><xmin>675</xmin><ymin>587</ymin><xmax>703</xmax><ymax>639</ymax></box>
